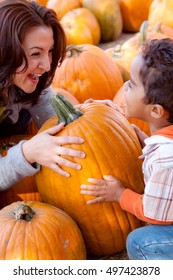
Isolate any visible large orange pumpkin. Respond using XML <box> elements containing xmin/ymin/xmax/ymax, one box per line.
<box><xmin>0</xmin><ymin>201</ymin><xmax>86</xmax><ymax>260</ymax></box>
<box><xmin>82</xmin><ymin>0</ymin><xmax>123</xmax><ymax>42</ymax></box>
<box><xmin>53</xmin><ymin>44</ymin><xmax>123</xmax><ymax>103</ymax></box>
<box><xmin>35</xmin><ymin>94</ymin><xmax>145</xmax><ymax>256</ymax></box>
<box><xmin>0</xmin><ymin>135</ymin><xmax>42</xmax><ymax>209</ymax></box>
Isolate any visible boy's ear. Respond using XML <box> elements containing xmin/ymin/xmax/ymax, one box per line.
<box><xmin>151</xmin><ymin>104</ymin><xmax>165</xmax><ymax>119</ymax></box>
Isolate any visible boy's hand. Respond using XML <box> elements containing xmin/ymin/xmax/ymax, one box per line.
<box><xmin>80</xmin><ymin>175</ymin><xmax>125</xmax><ymax>204</ymax></box>
<box><xmin>131</xmin><ymin>124</ymin><xmax>149</xmax><ymax>148</ymax></box>
<box><xmin>84</xmin><ymin>98</ymin><xmax>125</xmax><ymax>115</ymax></box>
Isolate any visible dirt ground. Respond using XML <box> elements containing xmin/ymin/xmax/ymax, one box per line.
<box><xmin>99</xmin><ymin>32</ymin><xmax>135</xmax><ymax>50</ymax></box>
<box><xmin>88</xmin><ymin>249</ymin><xmax>129</xmax><ymax>260</ymax></box>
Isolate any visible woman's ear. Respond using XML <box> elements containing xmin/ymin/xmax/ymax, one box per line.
<box><xmin>151</xmin><ymin>104</ymin><xmax>165</xmax><ymax>119</ymax></box>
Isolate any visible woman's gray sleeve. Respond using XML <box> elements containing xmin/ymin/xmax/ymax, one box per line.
<box><xmin>0</xmin><ymin>140</ymin><xmax>40</xmax><ymax>191</ymax></box>
<box><xmin>28</xmin><ymin>87</ymin><xmax>56</xmax><ymax>129</ymax></box>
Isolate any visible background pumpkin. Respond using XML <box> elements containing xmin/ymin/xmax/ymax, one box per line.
<box><xmin>53</xmin><ymin>44</ymin><xmax>123</xmax><ymax>103</ymax></box>
<box><xmin>35</xmin><ymin>96</ymin><xmax>145</xmax><ymax>256</ymax></box>
<box><xmin>60</xmin><ymin>7</ymin><xmax>101</xmax><ymax>45</ymax></box>
<box><xmin>61</xmin><ymin>19</ymin><xmax>93</xmax><ymax>45</ymax></box>
<box><xmin>46</xmin><ymin>0</ymin><xmax>80</xmax><ymax>20</ymax></box>
<box><xmin>113</xmin><ymin>20</ymin><xmax>173</xmax><ymax>77</ymax></box>
<box><xmin>119</xmin><ymin>0</ymin><xmax>153</xmax><ymax>32</ymax></box>
<box><xmin>148</xmin><ymin>0</ymin><xmax>173</xmax><ymax>29</ymax></box>
<box><xmin>82</xmin><ymin>0</ymin><xmax>123</xmax><ymax>42</ymax></box>
<box><xmin>104</xmin><ymin>46</ymin><xmax>130</xmax><ymax>82</ymax></box>
<box><xmin>0</xmin><ymin>135</ymin><xmax>42</xmax><ymax>209</ymax></box>
<box><xmin>0</xmin><ymin>201</ymin><xmax>86</xmax><ymax>260</ymax></box>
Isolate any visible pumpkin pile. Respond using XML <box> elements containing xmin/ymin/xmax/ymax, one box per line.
<box><xmin>2</xmin><ymin>0</ymin><xmax>173</xmax><ymax>260</ymax></box>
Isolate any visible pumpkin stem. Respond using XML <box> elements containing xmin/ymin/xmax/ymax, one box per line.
<box><xmin>138</xmin><ymin>20</ymin><xmax>149</xmax><ymax>46</ymax></box>
<box><xmin>66</xmin><ymin>45</ymin><xmax>83</xmax><ymax>58</ymax></box>
<box><xmin>13</xmin><ymin>203</ymin><xmax>35</xmax><ymax>222</ymax></box>
<box><xmin>111</xmin><ymin>44</ymin><xmax>123</xmax><ymax>59</ymax></box>
<box><xmin>50</xmin><ymin>93</ymin><xmax>83</xmax><ymax>126</ymax></box>
<box><xmin>154</xmin><ymin>22</ymin><xmax>163</xmax><ymax>33</ymax></box>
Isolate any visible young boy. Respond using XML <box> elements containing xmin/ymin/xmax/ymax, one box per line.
<box><xmin>80</xmin><ymin>38</ymin><xmax>173</xmax><ymax>260</ymax></box>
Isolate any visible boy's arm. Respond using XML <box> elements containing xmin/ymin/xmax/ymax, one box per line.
<box><xmin>120</xmin><ymin>189</ymin><xmax>172</xmax><ymax>225</ymax></box>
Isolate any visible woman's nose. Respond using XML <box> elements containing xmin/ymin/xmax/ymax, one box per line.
<box><xmin>39</xmin><ymin>55</ymin><xmax>51</xmax><ymax>72</ymax></box>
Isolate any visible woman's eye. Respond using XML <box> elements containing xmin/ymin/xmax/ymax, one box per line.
<box><xmin>31</xmin><ymin>52</ymin><xmax>40</xmax><ymax>56</ymax></box>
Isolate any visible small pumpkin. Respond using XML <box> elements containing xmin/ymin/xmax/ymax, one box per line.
<box><xmin>35</xmin><ymin>94</ymin><xmax>145</xmax><ymax>256</ymax></box>
<box><xmin>0</xmin><ymin>201</ymin><xmax>86</xmax><ymax>260</ymax></box>
<box><xmin>0</xmin><ymin>135</ymin><xmax>42</xmax><ymax>209</ymax></box>
<box><xmin>53</xmin><ymin>44</ymin><xmax>123</xmax><ymax>103</ymax></box>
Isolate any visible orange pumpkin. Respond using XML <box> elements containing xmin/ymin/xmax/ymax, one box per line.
<box><xmin>35</xmin><ymin>94</ymin><xmax>144</xmax><ymax>256</ymax></box>
<box><xmin>0</xmin><ymin>135</ymin><xmax>42</xmax><ymax>209</ymax></box>
<box><xmin>119</xmin><ymin>0</ymin><xmax>153</xmax><ymax>32</ymax></box>
<box><xmin>82</xmin><ymin>0</ymin><xmax>123</xmax><ymax>42</ymax></box>
<box><xmin>53</xmin><ymin>44</ymin><xmax>123</xmax><ymax>103</ymax></box>
<box><xmin>113</xmin><ymin>86</ymin><xmax>151</xmax><ymax>136</ymax></box>
<box><xmin>46</xmin><ymin>0</ymin><xmax>80</xmax><ymax>20</ymax></box>
<box><xmin>61</xmin><ymin>7</ymin><xmax>101</xmax><ymax>45</ymax></box>
<box><xmin>0</xmin><ymin>201</ymin><xmax>86</xmax><ymax>260</ymax></box>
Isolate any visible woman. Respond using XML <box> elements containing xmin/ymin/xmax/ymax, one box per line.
<box><xmin>0</xmin><ymin>0</ymin><xmax>85</xmax><ymax>190</ymax></box>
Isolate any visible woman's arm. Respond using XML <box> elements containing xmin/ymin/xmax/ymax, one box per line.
<box><xmin>0</xmin><ymin>140</ymin><xmax>40</xmax><ymax>191</ymax></box>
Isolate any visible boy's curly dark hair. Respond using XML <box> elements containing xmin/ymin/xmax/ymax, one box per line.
<box><xmin>140</xmin><ymin>38</ymin><xmax>173</xmax><ymax>123</ymax></box>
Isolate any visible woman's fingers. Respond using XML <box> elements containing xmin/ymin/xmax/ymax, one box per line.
<box><xmin>55</xmin><ymin>135</ymin><xmax>84</xmax><ymax>146</ymax></box>
<box><xmin>56</xmin><ymin>146</ymin><xmax>85</xmax><ymax>159</ymax></box>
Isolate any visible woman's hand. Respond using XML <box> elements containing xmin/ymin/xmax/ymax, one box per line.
<box><xmin>22</xmin><ymin>122</ymin><xmax>85</xmax><ymax>177</ymax></box>
<box><xmin>80</xmin><ymin>175</ymin><xmax>125</xmax><ymax>204</ymax></box>
<box><xmin>84</xmin><ymin>98</ymin><xmax>125</xmax><ymax>115</ymax></box>
<box><xmin>131</xmin><ymin>124</ymin><xmax>149</xmax><ymax>148</ymax></box>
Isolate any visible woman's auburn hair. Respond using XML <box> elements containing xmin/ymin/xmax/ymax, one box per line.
<box><xmin>0</xmin><ymin>0</ymin><xmax>67</xmax><ymax>106</ymax></box>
